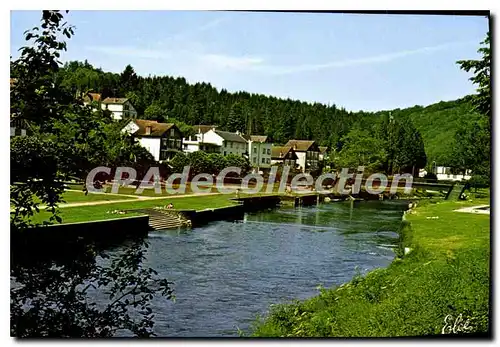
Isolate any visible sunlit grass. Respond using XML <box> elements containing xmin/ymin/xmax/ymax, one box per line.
<box><xmin>251</xmin><ymin>190</ymin><xmax>490</xmax><ymax>337</ymax></box>
<box><xmin>30</xmin><ymin>193</ymin><xmax>238</xmax><ymax>224</ymax></box>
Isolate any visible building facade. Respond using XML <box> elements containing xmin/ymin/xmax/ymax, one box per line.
<box><xmin>201</xmin><ymin>129</ymin><xmax>248</xmax><ymax>157</ymax></box>
<box><xmin>102</xmin><ymin>97</ymin><xmax>138</xmax><ymax>120</ymax></box>
<box><xmin>271</xmin><ymin>146</ymin><xmax>298</xmax><ymax>167</ymax></box>
<box><xmin>246</xmin><ymin>135</ymin><xmax>272</xmax><ymax>171</ymax></box>
<box><xmin>284</xmin><ymin>140</ymin><xmax>320</xmax><ymax>172</ymax></box>
<box><xmin>122</xmin><ymin>119</ymin><xmax>183</xmax><ymax>162</ymax></box>
<box><xmin>182</xmin><ymin>125</ymin><xmax>220</xmax><ymax>153</ymax></box>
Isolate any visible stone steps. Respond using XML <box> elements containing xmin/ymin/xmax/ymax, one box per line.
<box><xmin>125</xmin><ymin>208</ymin><xmax>189</xmax><ymax>231</ymax></box>
<box><xmin>148</xmin><ymin>214</ymin><xmax>183</xmax><ymax>230</ymax></box>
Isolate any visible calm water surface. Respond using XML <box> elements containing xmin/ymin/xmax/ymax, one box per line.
<box><xmin>115</xmin><ymin>200</ymin><xmax>406</xmax><ymax>337</ymax></box>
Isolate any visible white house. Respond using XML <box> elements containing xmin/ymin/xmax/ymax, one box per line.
<box><xmin>122</xmin><ymin>119</ymin><xmax>183</xmax><ymax>162</ymax></box>
<box><xmin>419</xmin><ymin>166</ymin><xmax>472</xmax><ymax>181</ymax></box>
<box><xmin>284</xmin><ymin>140</ymin><xmax>320</xmax><ymax>172</ymax></box>
<box><xmin>83</xmin><ymin>94</ymin><xmax>138</xmax><ymax>121</ymax></box>
<box><xmin>202</xmin><ymin>129</ymin><xmax>248</xmax><ymax>157</ymax></box>
<box><xmin>102</xmin><ymin>97</ymin><xmax>138</xmax><ymax>120</ymax></box>
<box><xmin>182</xmin><ymin>125</ymin><xmax>220</xmax><ymax>153</ymax></box>
<box><xmin>245</xmin><ymin>135</ymin><xmax>272</xmax><ymax>171</ymax></box>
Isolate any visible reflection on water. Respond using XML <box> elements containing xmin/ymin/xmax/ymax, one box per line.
<box><xmin>107</xmin><ymin>200</ymin><xmax>405</xmax><ymax>337</ymax></box>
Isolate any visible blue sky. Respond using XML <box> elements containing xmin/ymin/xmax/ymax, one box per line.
<box><xmin>10</xmin><ymin>11</ymin><xmax>489</xmax><ymax>111</ymax></box>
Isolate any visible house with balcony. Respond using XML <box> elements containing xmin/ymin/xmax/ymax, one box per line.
<box><xmin>245</xmin><ymin>135</ymin><xmax>272</xmax><ymax>172</ymax></box>
<box><xmin>271</xmin><ymin>146</ymin><xmax>298</xmax><ymax>168</ymax></box>
<box><xmin>122</xmin><ymin>119</ymin><xmax>183</xmax><ymax>162</ymax></box>
<box><xmin>284</xmin><ymin>140</ymin><xmax>320</xmax><ymax>172</ymax></box>
<box><xmin>182</xmin><ymin>125</ymin><xmax>220</xmax><ymax>153</ymax></box>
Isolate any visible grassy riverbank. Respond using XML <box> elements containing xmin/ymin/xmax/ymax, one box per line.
<box><xmin>251</xmin><ymin>193</ymin><xmax>490</xmax><ymax>337</ymax></box>
<box><xmin>30</xmin><ymin>194</ymin><xmax>238</xmax><ymax>224</ymax></box>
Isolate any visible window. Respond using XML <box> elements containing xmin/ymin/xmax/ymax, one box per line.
<box><xmin>230</xmin><ymin>142</ymin><xmax>233</xmax><ymax>148</ymax></box>
<box><xmin>170</xmin><ymin>128</ymin><xmax>175</xmax><ymax>136</ymax></box>
<box><xmin>176</xmin><ymin>139</ymin><xmax>182</xmax><ymax>148</ymax></box>
<box><xmin>266</xmin><ymin>158</ymin><xmax>270</xmax><ymax>164</ymax></box>
<box><xmin>224</xmin><ymin>151</ymin><xmax>227</xmax><ymax>156</ymax></box>
<box><xmin>267</xmin><ymin>148</ymin><xmax>271</xmax><ymax>155</ymax></box>
<box><xmin>262</xmin><ymin>158</ymin><xmax>265</xmax><ymax>164</ymax></box>
<box><xmin>253</xmin><ymin>146</ymin><xmax>257</xmax><ymax>152</ymax></box>
<box><xmin>262</xmin><ymin>148</ymin><xmax>266</xmax><ymax>154</ymax></box>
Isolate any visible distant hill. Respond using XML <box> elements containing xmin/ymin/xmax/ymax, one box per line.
<box><xmin>374</xmin><ymin>97</ymin><xmax>481</xmax><ymax>167</ymax></box>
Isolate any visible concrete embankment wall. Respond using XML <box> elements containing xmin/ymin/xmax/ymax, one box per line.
<box><xmin>179</xmin><ymin>205</ymin><xmax>245</xmax><ymax>228</ymax></box>
<box><xmin>12</xmin><ymin>215</ymin><xmax>150</xmax><ymax>250</ymax></box>
<box><xmin>176</xmin><ymin>195</ymin><xmax>281</xmax><ymax>227</ymax></box>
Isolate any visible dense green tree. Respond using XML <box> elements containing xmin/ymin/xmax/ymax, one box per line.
<box><xmin>451</xmin><ymin>116</ymin><xmax>490</xmax><ymax>177</ymax></box>
<box><xmin>119</xmin><ymin>64</ymin><xmax>139</xmax><ymax>97</ymax></box>
<box><xmin>144</xmin><ymin>103</ymin><xmax>167</xmax><ymax>121</ymax></box>
<box><xmin>392</xmin><ymin>118</ymin><xmax>427</xmax><ymax>175</ymax></box>
<box><xmin>186</xmin><ymin>151</ymin><xmax>211</xmax><ymax>176</ymax></box>
<box><xmin>452</xmin><ymin>32</ymin><xmax>491</xmax><ymax>178</ymax></box>
<box><xmin>10</xmin><ymin>10</ymin><xmax>172</xmax><ymax>337</ymax></box>
<box><xmin>170</xmin><ymin>152</ymin><xmax>190</xmax><ymax>173</ymax></box>
<box><xmin>225</xmin><ymin>154</ymin><xmax>251</xmax><ymax>175</ymax></box>
<box><xmin>457</xmin><ymin>32</ymin><xmax>491</xmax><ymax>121</ymax></box>
<box><xmin>208</xmin><ymin>153</ymin><xmax>228</xmax><ymax>174</ymax></box>
<box><xmin>335</xmin><ymin>128</ymin><xmax>387</xmax><ymax>173</ymax></box>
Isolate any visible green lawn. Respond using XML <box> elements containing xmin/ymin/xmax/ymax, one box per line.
<box><xmin>251</xmin><ymin>192</ymin><xmax>490</xmax><ymax>337</ymax></box>
<box><xmin>30</xmin><ymin>193</ymin><xmax>238</xmax><ymax>224</ymax></box>
<box><xmin>59</xmin><ymin>190</ymin><xmax>137</xmax><ymax>203</ymax></box>
<box><xmin>67</xmin><ymin>182</ymin><xmax>289</xmax><ymax>197</ymax></box>
<box><xmin>29</xmin><ymin>190</ymin><xmax>136</xmax><ymax>204</ymax></box>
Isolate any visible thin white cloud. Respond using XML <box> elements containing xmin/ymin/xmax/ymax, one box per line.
<box><xmin>200</xmin><ymin>53</ymin><xmax>264</xmax><ymax>69</ymax></box>
<box><xmin>251</xmin><ymin>41</ymin><xmax>477</xmax><ymax>75</ymax></box>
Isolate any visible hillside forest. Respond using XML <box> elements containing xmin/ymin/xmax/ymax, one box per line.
<box><xmin>49</xmin><ymin>58</ymin><xmax>485</xmax><ymax>175</ymax></box>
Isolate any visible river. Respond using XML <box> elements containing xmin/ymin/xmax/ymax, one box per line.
<box><xmin>115</xmin><ymin>200</ymin><xmax>407</xmax><ymax>337</ymax></box>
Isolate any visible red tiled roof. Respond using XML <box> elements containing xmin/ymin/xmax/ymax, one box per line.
<box><xmin>271</xmin><ymin>146</ymin><xmax>297</xmax><ymax>159</ymax></box>
<box><xmin>284</xmin><ymin>140</ymin><xmax>317</xmax><ymax>152</ymax></box>
<box><xmin>193</xmin><ymin>125</ymin><xmax>217</xmax><ymax>134</ymax></box>
<box><xmin>131</xmin><ymin>119</ymin><xmax>176</xmax><ymax>137</ymax></box>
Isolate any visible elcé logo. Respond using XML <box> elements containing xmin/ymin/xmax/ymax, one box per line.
<box><xmin>85</xmin><ymin>165</ymin><xmax>413</xmax><ymax>195</ymax></box>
